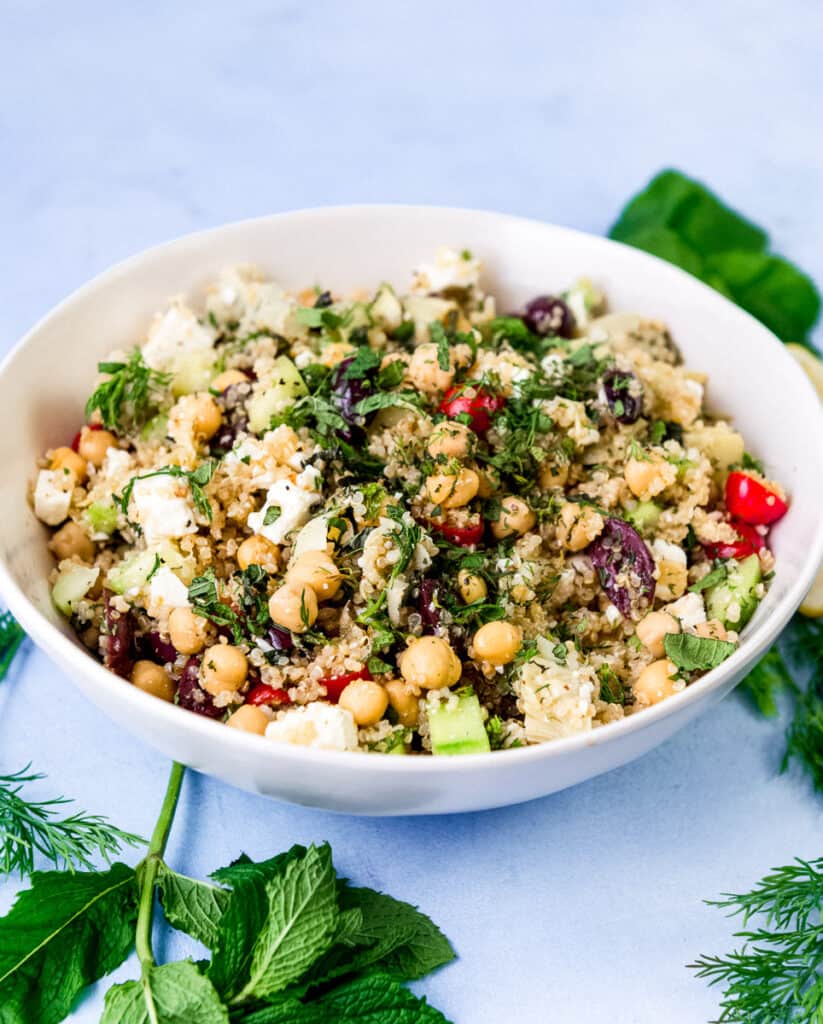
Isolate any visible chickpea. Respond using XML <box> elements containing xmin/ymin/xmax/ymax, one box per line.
<box><xmin>473</xmin><ymin>620</ymin><xmax>522</xmax><ymax>666</ymax></box>
<box><xmin>201</xmin><ymin>643</ymin><xmax>248</xmax><ymax>695</ymax></box>
<box><xmin>475</xmin><ymin>466</ymin><xmax>501</xmax><ymax>498</ymax></box>
<box><xmin>189</xmin><ymin>393</ymin><xmax>223</xmax><ymax>440</ymax></box>
<box><xmin>237</xmin><ymin>534</ymin><xmax>280</xmax><ymax>573</ymax></box>
<box><xmin>50</xmin><ymin>446</ymin><xmax>88</xmax><ymax>484</ymax></box>
<box><xmin>287</xmin><ymin>550</ymin><xmax>342</xmax><ymax>601</ymax></box>
<box><xmin>427</xmin><ymin>421</ymin><xmax>473</xmax><ymax>460</ymax></box>
<box><xmin>211</xmin><ymin>368</ymin><xmax>248</xmax><ymax>392</ymax></box>
<box><xmin>556</xmin><ymin>502</ymin><xmax>604</xmax><ymax>552</ymax></box>
<box><xmin>168</xmin><ymin>606</ymin><xmax>209</xmax><ymax>655</ymax></box>
<box><xmin>624</xmin><ymin>456</ymin><xmax>676</xmax><ymax>501</ymax></box>
<box><xmin>339</xmin><ymin>679</ymin><xmax>389</xmax><ymax>726</ymax></box>
<box><xmin>633</xmin><ymin>658</ymin><xmax>679</xmax><ymax>706</ymax></box>
<box><xmin>539</xmin><ymin>461</ymin><xmax>570</xmax><ymax>491</ymax></box>
<box><xmin>49</xmin><ymin>520</ymin><xmax>95</xmax><ymax>563</ymax></box>
<box><xmin>399</xmin><ymin>636</ymin><xmax>462</xmax><ymax>690</ymax></box>
<box><xmin>695</xmin><ymin>619</ymin><xmax>729</xmax><ymax>641</ymax></box>
<box><xmin>384</xmin><ymin>678</ymin><xmax>420</xmax><ymax>727</ymax></box>
<box><xmin>490</xmin><ymin>496</ymin><xmax>536</xmax><ymax>539</ymax></box>
<box><xmin>407</xmin><ymin>342</ymin><xmax>455</xmax><ymax>394</ymax></box>
<box><xmin>635</xmin><ymin>611</ymin><xmax>680</xmax><ymax>659</ymax></box>
<box><xmin>131</xmin><ymin>660</ymin><xmax>175</xmax><ymax>702</ymax></box>
<box><xmin>77</xmin><ymin>427</ymin><xmax>117</xmax><ymax>467</ymax></box>
<box><xmin>227</xmin><ymin>704</ymin><xmax>269</xmax><ymax>735</ymax></box>
<box><xmin>457</xmin><ymin>569</ymin><xmax>487</xmax><ymax>604</ymax></box>
<box><xmin>426</xmin><ymin>468</ymin><xmax>480</xmax><ymax>509</ymax></box>
<box><xmin>268</xmin><ymin>584</ymin><xmax>318</xmax><ymax>634</ymax></box>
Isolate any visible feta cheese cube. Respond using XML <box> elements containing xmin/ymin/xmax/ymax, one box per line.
<box><xmin>665</xmin><ymin>592</ymin><xmax>707</xmax><ymax>631</ymax></box>
<box><xmin>412</xmin><ymin>247</ymin><xmax>481</xmax><ymax>294</ymax></box>
<box><xmin>265</xmin><ymin>703</ymin><xmax>358</xmax><ymax>752</ymax></box>
<box><xmin>142</xmin><ymin>302</ymin><xmax>216</xmax><ymax>373</ymax></box>
<box><xmin>247</xmin><ymin>467</ymin><xmax>322</xmax><ymax>545</ymax></box>
<box><xmin>34</xmin><ymin>469</ymin><xmax>74</xmax><ymax>525</ymax></box>
<box><xmin>652</xmin><ymin>539</ymin><xmax>687</xmax><ymax>566</ymax></box>
<box><xmin>130</xmin><ymin>475</ymin><xmax>198</xmax><ymax>545</ymax></box>
<box><xmin>145</xmin><ymin>565</ymin><xmax>190</xmax><ymax>619</ymax></box>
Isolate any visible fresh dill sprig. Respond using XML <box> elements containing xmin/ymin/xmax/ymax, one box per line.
<box><xmin>0</xmin><ymin>764</ymin><xmax>144</xmax><ymax>877</ymax></box>
<box><xmin>741</xmin><ymin>616</ymin><xmax>823</xmax><ymax>792</ymax></box>
<box><xmin>0</xmin><ymin>610</ymin><xmax>26</xmax><ymax>681</ymax></box>
<box><xmin>85</xmin><ymin>348</ymin><xmax>171</xmax><ymax>432</ymax></box>
<box><xmin>691</xmin><ymin>857</ymin><xmax>823</xmax><ymax>1023</ymax></box>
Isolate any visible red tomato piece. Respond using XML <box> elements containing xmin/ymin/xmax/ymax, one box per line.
<box><xmin>439</xmin><ymin>385</ymin><xmax>505</xmax><ymax>434</ymax></box>
<box><xmin>725</xmin><ymin>471</ymin><xmax>788</xmax><ymax>525</ymax></box>
<box><xmin>433</xmin><ymin>520</ymin><xmax>484</xmax><ymax>547</ymax></box>
<box><xmin>245</xmin><ymin>684</ymin><xmax>292</xmax><ymax>707</ymax></box>
<box><xmin>703</xmin><ymin>519</ymin><xmax>769</xmax><ymax>561</ymax></box>
<box><xmin>319</xmin><ymin>668</ymin><xmax>372</xmax><ymax>703</ymax></box>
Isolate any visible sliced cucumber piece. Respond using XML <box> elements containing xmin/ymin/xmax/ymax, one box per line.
<box><xmin>106</xmin><ymin>550</ymin><xmax>159</xmax><ymax>595</ymax></box>
<box><xmin>85</xmin><ymin>502</ymin><xmax>119</xmax><ymax>536</ymax></box>
<box><xmin>706</xmin><ymin>554</ymin><xmax>762</xmax><ymax>630</ymax></box>
<box><xmin>247</xmin><ymin>356</ymin><xmax>308</xmax><ymax>433</ymax></box>
<box><xmin>171</xmin><ymin>350</ymin><xmax>215</xmax><ymax>396</ymax></box>
<box><xmin>52</xmin><ymin>564</ymin><xmax>100</xmax><ymax>615</ymax></box>
<box><xmin>429</xmin><ymin>690</ymin><xmax>490</xmax><ymax>755</ymax></box>
<box><xmin>625</xmin><ymin>500</ymin><xmax>661</xmax><ymax>535</ymax></box>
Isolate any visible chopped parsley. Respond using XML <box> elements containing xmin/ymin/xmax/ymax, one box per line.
<box><xmin>85</xmin><ymin>349</ymin><xmax>171</xmax><ymax>432</ymax></box>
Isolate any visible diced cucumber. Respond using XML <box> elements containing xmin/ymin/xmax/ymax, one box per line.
<box><xmin>171</xmin><ymin>350</ymin><xmax>216</xmax><ymax>396</ymax></box>
<box><xmin>706</xmin><ymin>554</ymin><xmax>762</xmax><ymax>630</ymax></box>
<box><xmin>52</xmin><ymin>564</ymin><xmax>99</xmax><ymax>616</ymax></box>
<box><xmin>625</xmin><ymin>500</ymin><xmax>661</xmax><ymax>535</ymax></box>
<box><xmin>85</xmin><ymin>502</ymin><xmax>119</xmax><ymax>536</ymax></box>
<box><xmin>247</xmin><ymin>356</ymin><xmax>308</xmax><ymax>433</ymax></box>
<box><xmin>140</xmin><ymin>413</ymin><xmax>168</xmax><ymax>442</ymax></box>
<box><xmin>106</xmin><ymin>550</ymin><xmax>159</xmax><ymax>595</ymax></box>
<box><xmin>429</xmin><ymin>690</ymin><xmax>491</xmax><ymax>756</ymax></box>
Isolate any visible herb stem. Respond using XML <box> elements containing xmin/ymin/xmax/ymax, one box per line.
<box><xmin>135</xmin><ymin>761</ymin><xmax>185</xmax><ymax>1018</ymax></box>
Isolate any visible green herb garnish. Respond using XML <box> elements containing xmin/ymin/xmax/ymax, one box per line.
<box><xmin>85</xmin><ymin>349</ymin><xmax>172</xmax><ymax>432</ymax></box>
<box><xmin>664</xmin><ymin>632</ymin><xmax>737</xmax><ymax>672</ymax></box>
<box><xmin>116</xmin><ymin>459</ymin><xmax>218</xmax><ymax>525</ymax></box>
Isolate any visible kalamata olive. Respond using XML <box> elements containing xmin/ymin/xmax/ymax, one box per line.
<box><xmin>314</xmin><ymin>290</ymin><xmax>333</xmax><ymax>308</ymax></box>
<box><xmin>589</xmin><ymin>518</ymin><xmax>655</xmax><ymax>618</ymax></box>
<box><xmin>331</xmin><ymin>357</ymin><xmax>375</xmax><ymax>439</ymax></box>
<box><xmin>210</xmin><ymin>415</ymin><xmax>248</xmax><ymax>456</ymax></box>
<box><xmin>103</xmin><ymin>592</ymin><xmax>135</xmax><ymax>678</ymax></box>
<box><xmin>176</xmin><ymin>656</ymin><xmax>222</xmax><ymax>719</ymax></box>
<box><xmin>601</xmin><ymin>369</ymin><xmax>644</xmax><ymax>424</ymax></box>
<box><xmin>142</xmin><ymin>630</ymin><xmax>177</xmax><ymax>664</ymax></box>
<box><xmin>522</xmin><ymin>295</ymin><xmax>575</xmax><ymax>338</ymax></box>
<box><xmin>266</xmin><ymin>624</ymin><xmax>294</xmax><ymax>653</ymax></box>
<box><xmin>419</xmin><ymin>579</ymin><xmax>441</xmax><ymax>633</ymax></box>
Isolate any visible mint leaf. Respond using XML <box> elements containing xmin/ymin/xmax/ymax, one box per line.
<box><xmin>233</xmin><ymin>844</ymin><xmax>339</xmax><ymax>1001</ymax></box>
<box><xmin>430</xmin><ymin>322</ymin><xmax>451</xmax><ymax>371</ymax></box>
<box><xmin>609</xmin><ymin>169</ymin><xmax>821</xmax><ymax>343</ymax></box>
<box><xmin>157</xmin><ymin>864</ymin><xmax>229</xmax><ymax>950</ymax></box>
<box><xmin>688</xmin><ymin>566</ymin><xmax>727</xmax><ymax>593</ymax></box>
<box><xmin>342</xmin><ymin>347</ymin><xmax>380</xmax><ymax>381</ymax></box>
<box><xmin>0</xmin><ymin>863</ymin><xmax>137</xmax><ymax>1024</ymax></box>
<box><xmin>664</xmin><ymin>632</ymin><xmax>737</xmax><ymax>672</ymax></box>
<box><xmin>355</xmin><ymin>391</ymin><xmax>422</xmax><ymax>416</ymax></box>
<box><xmin>236</xmin><ymin>972</ymin><xmax>453</xmax><ymax>1023</ymax></box>
<box><xmin>101</xmin><ymin>960</ymin><xmax>228</xmax><ymax>1024</ymax></box>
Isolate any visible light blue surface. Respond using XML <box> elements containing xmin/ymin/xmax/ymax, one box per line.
<box><xmin>1</xmin><ymin>2</ymin><xmax>822</xmax><ymax>1021</ymax></box>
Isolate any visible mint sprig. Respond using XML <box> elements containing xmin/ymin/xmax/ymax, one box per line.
<box><xmin>0</xmin><ymin>763</ymin><xmax>455</xmax><ymax>1023</ymax></box>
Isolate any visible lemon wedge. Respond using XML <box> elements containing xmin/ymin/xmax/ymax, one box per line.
<box><xmin>787</xmin><ymin>343</ymin><xmax>823</xmax><ymax>402</ymax></box>
<box><xmin>800</xmin><ymin>568</ymin><xmax>823</xmax><ymax>618</ymax></box>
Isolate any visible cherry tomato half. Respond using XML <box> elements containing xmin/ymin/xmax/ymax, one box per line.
<box><xmin>319</xmin><ymin>668</ymin><xmax>372</xmax><ymax>703</ymax></box>
<box><xmin>439</xmin><ymin>385</ymin><xmax>505</xmax><ymax>434</ymax></box>
<box><xmin>432</xmin><ymin>520</ymin><xmax>484</xmax><ymax>547</ymax></box>
<box><xmin>704</xmin><ymin>519</ymin><xmax>768</xmax><ymax>561</ymax></box>
<box><xmin>246</xmin><ymin>683</ymin><xmax>292</xmax><ymax>707</ymax></box>
<box><xmin>725</xmin><ymin>471</ymin><xmax>788</xmax><ymax>526</ymax></box>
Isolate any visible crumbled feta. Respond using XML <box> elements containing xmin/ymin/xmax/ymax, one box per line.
<box><xmin>142</xmin><ymin>302</ymin><xmax>216</xmax><ymax>373</ymax></box>
<box><xmin>665</xmin><ymin>592</ymin><xmax>707</xmax><ymax>631</ymax></box>
<box><xmin>265</xmin><ymin>703</ymin><xmax>358</xmax><ymax>752</ymax></box>
<box><xmin>130</xmin><ymin>476</ymin><xmax>198</xmax><ymax>545</ymax></box>
<box><xmin>412</xmin><ymin>247</ymin><xmax>481</xmax><ymax>294</ymax></box>
<box><xmin>604</xmin><ymin>603</ymin><xmax>622</xmax><ymax>626</ymax></box>
<box><xmin>247</xmin><ymin>467</ymin><xmax>322</xmax><ymax>545</ymax></box>
<box><xmin>652</xmin><ymin>538</ymin><xmax>687</xmax><ymax>566</ymax></box>
<box><xmin>515</xmin><ymin>639</ymin><xmax>598</xmax><ymax>742</ymax></box>
<box><xmin>145</xmin><ymin>565</ymin><xmax>190</xmax><ymax>619</ymax></box>
<box><xmin>34</xmin><ymin>469</ymin><xmax>73</xmax><ymax>525</ymax></box>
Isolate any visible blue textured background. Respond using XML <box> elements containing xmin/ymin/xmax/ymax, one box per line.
<box><xmin>1</xmin><ymin>2</ymin><xmax>821</xmax><ymax>1021</ymax></box>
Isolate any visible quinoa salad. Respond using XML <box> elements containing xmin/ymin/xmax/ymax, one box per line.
<box><xmin>32</xmin><ymin>248</ymin><xmax>790</xmax><ymax>755</ymax></box>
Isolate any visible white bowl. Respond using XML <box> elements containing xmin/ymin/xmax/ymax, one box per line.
<box><xmin>1</xmin><ymin>206</ymin><xmax>821</xmax><ymax>815</ymax></box>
